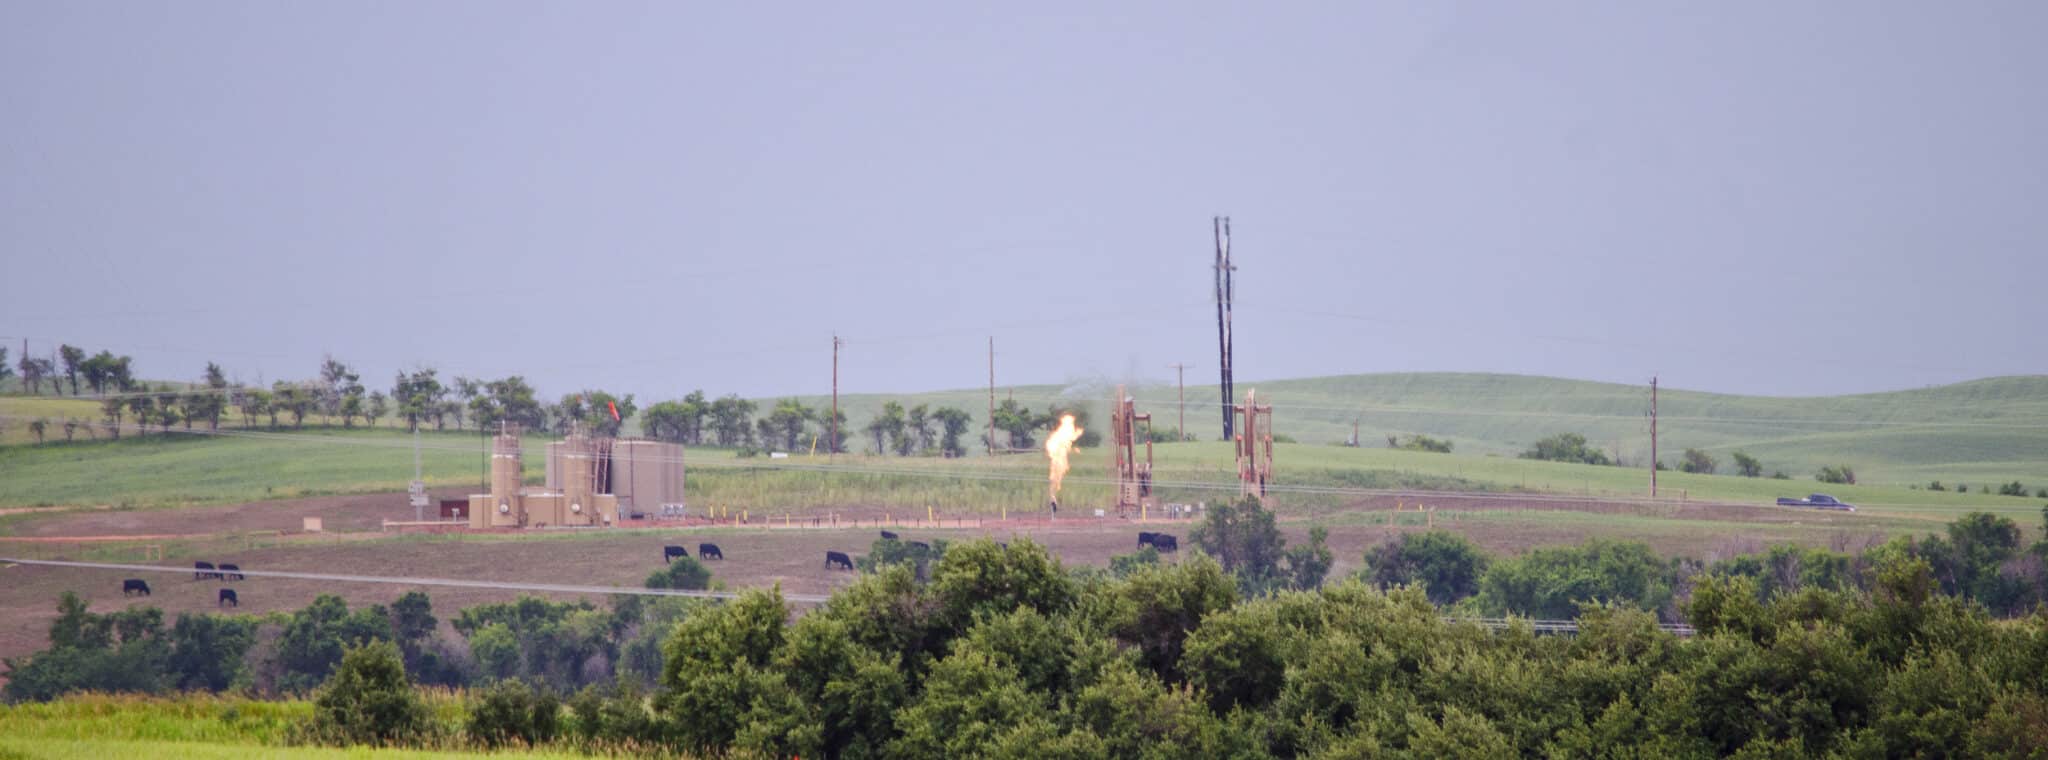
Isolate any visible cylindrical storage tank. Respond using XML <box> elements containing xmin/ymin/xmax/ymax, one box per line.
<box><xmin>560</xmin><ymin>433</ymin><xmax>594</xmax><ymax>503</ymax></box>
<box><xmin>491</xmin><ymin>429</ymin><xmax>522</xmax><ymax>501</ymax></box>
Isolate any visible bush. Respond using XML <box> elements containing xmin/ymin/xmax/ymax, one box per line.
<box><xmin>644</xmin><ymin>556</ymin><xmax>713</xmax><ymax>590</ymax></box>
<box><xmin>1929</xmin><ymin>481</ymin><xmax>1947</xmax><ymax>492</ymax></box>
<box><xmin>302</xmin><ymin>640</ymin><xmax>430</xmax><ymax>746</ymax></box>
<box><xmin>1519</xmin><ymin>432</ymin><xmax>1611</xmax><ymax>465</ymax></box>
<box><xmin>1731</xmin><ymin>450</ymin><xmax>1763</xmax><ymax>477</ymax></box>
<box><xmin>1816</xmin><ymin>465</ymin><xmax>1857</xmax><ymax>485</ymax></box>
<box><xmin>1388</xmin><ymin>434</ymin><xmax>1454</xmax><ymax>454</ymax></box>
<box><xmin>1474</xmin><ymin>539</ymin><xmax>1672</xmax><ymax>619</ymax></box>
<box><xmin>467</xmin><ymin>679</ymin><xmax>561</xmax><ymax>748</ymax></box>
<box><xmin>1681</xmin><ymin>448</ymin><xmax>1718</xmax><ymax>475</ymax></box>
<box><xmin>1998</xmin><ymin>481</ymin><xmax>2029</xmax><ymax>497</ymax></box>
<box><xmin>1361</xmin><ymin>531</ymin><xmax>1489</xmax><ymax>606</ymax></box>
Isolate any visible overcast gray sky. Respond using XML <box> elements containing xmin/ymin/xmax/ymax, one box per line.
<box><xmin>3</xmin><ymin>2</ymin><xmax>2041</xmax><ymax>402</ymax></box>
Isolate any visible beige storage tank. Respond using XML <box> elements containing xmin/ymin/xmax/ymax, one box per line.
<box><xmin>609</xmin><ymin>439</ymin><xmax>684</xmax><ymax>517</ymax></box>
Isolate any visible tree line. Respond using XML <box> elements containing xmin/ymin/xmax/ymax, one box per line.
<box><xmin>7</xmin><ymin>346</ymin><xmax>1114</xmax><ymax>460</ymax></box>
<box><xmin>11</xmin><ymin>503</ymin><xmax>2048</xmax><ymax>756</ymax></box>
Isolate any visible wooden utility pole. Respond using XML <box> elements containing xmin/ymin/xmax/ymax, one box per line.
<box><xmin>1650</xmin><ymin>375</ymin><xmax>1658</xmax><ymax>497</ymax></box>
<box><xmin>988</xmin><ymin>337</ymin><xmax>996</xmax><ymax>455</ymax></box>
<box><xmin>1167</xmin><ymin>362</ymin><xmax>1192</xmax><ymax>442</ymax></box>
<box><xmin>831</xmin><ymin>335</ymin><xmax>842</xmax><ymax>458</ymax></box>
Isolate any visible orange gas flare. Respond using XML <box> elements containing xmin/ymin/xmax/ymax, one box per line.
<box><xmin>1045</xmin><ymin>414</ymin><xmax>1084</xmax><ymax>499</ymax></box>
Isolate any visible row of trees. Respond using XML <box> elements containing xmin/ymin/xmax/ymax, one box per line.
<box><xmin>298</xmin><ymin>519</ymin><xmax>2048</xmax><ymax>756</ymax></box>
<box><xmin>2</xmin><ymin>343</ymin><xmax>128</xmax><ymax>396</ymax></box>
<box><xmin>13</xmin><ymin>503</ymin><xmax>2048</xmax><ymax>756</ymax></box>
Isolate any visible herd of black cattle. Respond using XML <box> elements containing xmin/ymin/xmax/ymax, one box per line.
<box><xmin>662</xmin><ymin>529</ymin><xmax>1181</xmax><ymax>573</ymax></box>
<box><xmin>119</xmin><ymin>559</ymin><xmax>243</xmax><ymax>607</ymax></box>
<box><xmin>112</xmin><ymin>530</ymin><xmax>1185</xmax><ymax>606</ymax></box>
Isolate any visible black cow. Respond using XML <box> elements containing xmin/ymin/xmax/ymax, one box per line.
<box><xmin>1139</xmin><ymin>532</ymin><xmax>1179</xmax><ymax>552</ymax></box>
<box><xmin>218</xmin><ymin>588</ymin><xmax>238</xmax><ymax>608</ymax></box>
<box><xmin>698</xmin><ymin>543</ymin><xmax>724</xmax><ymax>560</ymax></box>
<box><xmin>824</xmin><ymin>551</ymin><xmax>855</xmax><ymax>570</ymax></box>
<box><xmin>219</xmin><ymin>563</ymin><xmax>244</xmax><ymax>581</ymax></box>
<box><xmin>663</xmin><ymin>545</ymin><xmax>689</xmax><ymax>563</ymax></box>
<box><xmin>122</xmin><ymin>579</ymin><xmax>151</xmax><ymax>597</ymax></box>
<box><xmin>880</xmin><ymin>530</ymin><xmax>899</xmax><ymax>540</ymax></box>
<box><xmin>193</xmin><ymin>561</ymin><xmax>218</xmax><ymax>580</ymax></box>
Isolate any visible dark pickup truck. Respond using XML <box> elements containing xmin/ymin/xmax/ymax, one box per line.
<box><xmin>1777</xmin><ymin>493</ymin><xmax>1856</xmax><ymax>512</ymax></box>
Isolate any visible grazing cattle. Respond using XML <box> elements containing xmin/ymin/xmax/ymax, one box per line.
<box><xmin>193</xmin><ymin>561</ymin><xmax>218</xmax><ymax>580</ymax></box>
<box><xmin>217</xmin><ymin>588</ymin><xmax>238</xmax><ymax>608</ymax></box>
<box><xmin>122</xmin><ymin>579</ymin><xmax>151</xmax><ymax>597</ymax></box>
<box><xmin>219</xmin><ymin>563</ymin><xmax>244</xmax><ymax>581</ymax></box>
<box><xmin>698</xmin><ymin>543</ymin><xmax>724</xmax><ymax>560</ymax></box>
<box><xmin>1138</xmin><ymin>532</ymin><xmax>1179</xmax><ymax>552</ymax></box>
<box><xmin>824</xmin><ymin>551</ymin><xmax>855</xmax><ymax>570</ymax></box>
<box><xmin>880</xmin><ymin>530</ymin><xmax>899</xmax><ymax>540</ymax></box>
<box><xmin>663</xmin><ymin>545</ymin><xmax>689</xmax><ymax>563</ymax></box>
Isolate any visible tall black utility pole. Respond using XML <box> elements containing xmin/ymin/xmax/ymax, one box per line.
<box><xmin>1213</xmin><ymin>216</ymin><xmax>1235</xmax><ymax>442</ymax></box>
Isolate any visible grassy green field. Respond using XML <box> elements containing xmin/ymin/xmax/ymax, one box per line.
<box><xmin>790</xmin><ymin>373</ymin><xmax>2048</xmax><ymax>485</ymax></box>
<box><xmin>3</xmin><ymin>373</ymin><xmax>2044</xmax><ymax>521</ymax></box>
<box><xmin>5</xmin><ymin>425</ymin><xmax>2042</xmax><ymax>526</ymax></box>
<box><xmin>0</xmin><ymin>694</ymin><xmax>590</xmax><ymax>759</ymax></box>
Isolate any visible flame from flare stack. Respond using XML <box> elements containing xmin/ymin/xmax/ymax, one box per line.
<box><xmin>1044</xmin><ymin>414</ymin><xmax>1083</xmax><ymax>498</ymax></box>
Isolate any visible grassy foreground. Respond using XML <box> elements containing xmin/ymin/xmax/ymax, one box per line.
<box><xmin>0</xmin><ymin>694</ymin><xmax>590</xmax><ymax>760</ymax></box>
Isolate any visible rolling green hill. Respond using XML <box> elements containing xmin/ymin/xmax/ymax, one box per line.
<box><xmin>2</xmin><ymin>373</ymin><xmax>2043</xmax><ymax>514</ymax></box>
<box><xmin>781</xmin><ymin>373</ymin><xmax>2048</xmax><ymax>486</ymax></box>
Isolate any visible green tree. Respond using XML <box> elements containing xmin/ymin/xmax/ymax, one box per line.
<box><xmin>928</xmin><ymin>539</ymin><xmax>1076</xmax><ymax>631</ymax></box>
<box><xmin>990</xmin><ymin>399</ymin><xmax>1038</xmax><ymax>450</ymax></box>
<box><xmin>467</xmin><ymin>678</ymin><xmax>561</xmax><ymax>748</ymax></box>
<box><xmin>167</xmin><ymin>613</ymin><xmax>259</xmax><ymax>692</ymax></box>
<box><xmin>905</xmin><ymin>403</ymin><xmax>934</xmax><ymax>454</ymax></box>
<box><xmin>1520</xmin><ymin>432</ymin><xmax>1613</xmax><ymax>465</ymax></box>
<box><xmin>1190</xmin><ymin>495</ymin><xmax>1290</xmax><ymax>595</ymax></box>
<box><xmin>1361</xmin><ymin>530</ymin><xmax>1491</xmax><ymax>605</ymax></box>
<box><xmin>933</xmin><ymin>406</ymin><xmax>973</xmax><ymax>457</ymax></box>
<box><xmin>764</xmin><ymin>398</ymin><xmax>814</xmax><ymax>451</ymax></box>
<box><xmin>276</xmin><ymin>595</ymin><xmax>396</xmax><ymax>693</ymax></box>
<box><xmin>867</xmin><ymin>400</ymin><xmax>907</xmax><ymax>455</ymax></box>
<box><xmin>470</xmin><ymin>623</ymin><xmax>522</xmax><ymax>681</ymax></box>
<box><xmin>1389</xmin><ymin>433</ymin><xmax>1454</xmax><ymax>453</ymax></box>
<box><xmin>365</xmin><ymin>391</ymin><xmax>388</xmax><ymax>428</ymax></box>
<box><xmin>639</xmin><ymin>399</ymin><xmax>692</xmax><ymax>443</ymax></box>
<box><xmin>304</xmin><ymin>640</ymin><xmax>430</xmax><ymax>746</ymax></box>
<box><xmin>1474</xmin><ymin>538</ymin><xmax>1673</xmax><ymax>619</ymax></box>
<box><xmin>1731</xmin><ymin>450</ymin><xmax>1763</xmax><ymax>478</ymax></box>
<box><xmin>658</xmin><ymin>588</ymin><xmax>789</xmax><ymax>753</ymax></box>
<box><xmin>708</xmin><ymin>394</ymin><xmax>757</xmax><ymax>447</ymax></box>
<box><xmin>390</xmin><ymin>369</ymin><xmax>444</xmax><ymax>432</ymax></box>
<box><xmin>1816</xmin><ymin>464</ymin><xmax>1857</xmax><ymax>484</ymax></box>
<box><xmin>58</xmin><ymin>344</ymin><xmax>84</xmax><ymax>395</ymax></box>
<box><xmin>645</xmin><ymin>556</ymin><xmax>713</xmax><ymax>590</ymax></box>
<box><xmin>1681</xmin><ymin>448</ymin><xmax>1717</xmax><ymax>474</ymax></box>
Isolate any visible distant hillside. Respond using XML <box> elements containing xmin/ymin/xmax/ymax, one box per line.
<box><xmin>772</xmin><ymin>373</ymin><xmax>2048</xmax><ymax>485</ymax></box>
